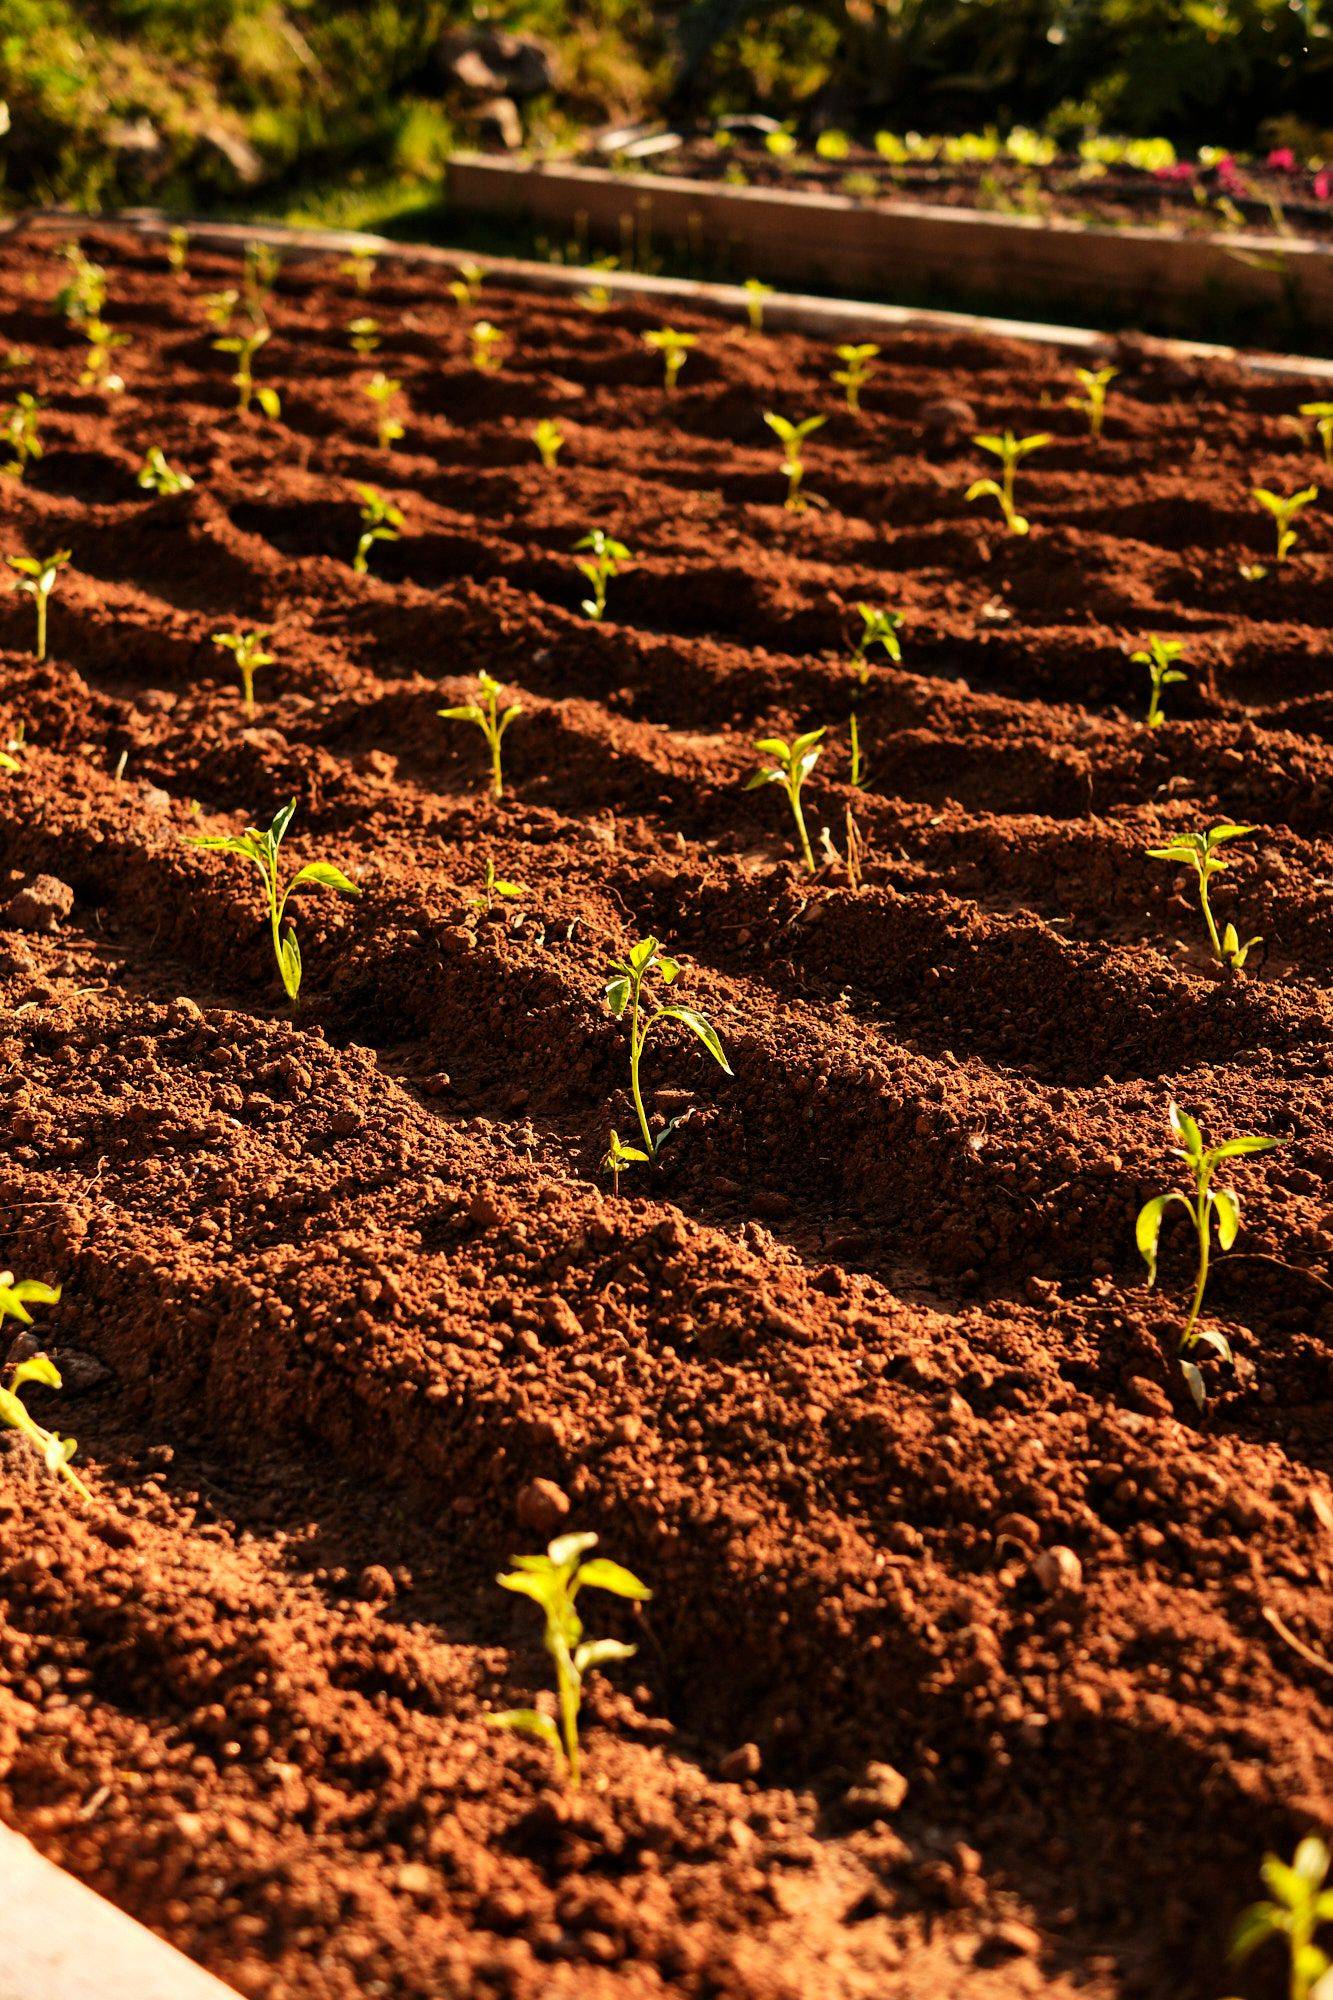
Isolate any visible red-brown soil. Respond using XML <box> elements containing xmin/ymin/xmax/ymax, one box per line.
<box><xmin>0</xmin><ymin>225</ymin><xmax>1329</xmax><ymax>2000</ymax></box>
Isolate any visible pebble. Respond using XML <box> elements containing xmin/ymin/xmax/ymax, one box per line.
<box><xmin>844</xmin><ymin>1760</ymin><xmax>909</xmax><ymax>1821</ymax></box>
<box><xmin>719</xmin><ymin>1741</ymin><xmax>762</xmax><ymax>1782</ymax></box>
<box><xmin>516</xmin><ymin>1477</ymin><xmax>570</xmax><ymax>1536</ymax></box>
<box><xmin>1029</xmin><ymin>1546</ymin><xmax>1083</xmax><ymax>1597</ymax></box>
<box><xmin>4</xmin><ymin>875</ymin><xmax>74</xmax><ymax>933</ymax></box>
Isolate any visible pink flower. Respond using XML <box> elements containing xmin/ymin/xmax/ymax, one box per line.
<box><xmin>1154</xmin><ymin>162</ymin><xmax>1194</xmax><ymax>183</ymax></box>
<box><xmin>1316</xmin><ymin>169</ymin><xmax>1332</xmax><ymax>200</ymax></box>
<box><xmin>1266</xmin><ymin>147</ymin><xmax>1297</xmax><ymax>173</ymax></box>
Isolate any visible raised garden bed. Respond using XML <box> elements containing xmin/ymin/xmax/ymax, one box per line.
<box><xmin>0</xmin><ymin>222</ymin><xmax>1330</xmax><ymax>2000</ymax></box>
<box><xmin>445</xmin><ymin>154</ymin><xmax>1333</xmax><ymax>347</ymax></box>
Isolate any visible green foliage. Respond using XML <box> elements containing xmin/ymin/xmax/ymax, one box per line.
<box><xmin>493</xmin><ymin>1531</ymin><xmax>650</xmax><ymax>1787</ymax></box>
<box><xmin>78</xmin><ymin>316</ymin><xmax>128</xmax><ymax>393</ymax></box>
<box><xmin>185</xmin><ymin>799</ymin><xmax>359</xmax><ymax>1005</ymax></box>
<box><xmin>643</xmin><ymin>325</ymin><xmax>697</xmax><ymax>390</ymax></box>
<box><xmin>243</xmin><ymin>239</ymin><xmax>280</xmax><ymax>317</ymax></box>
<box><xmin>602</xmin><ymin>1126</ymin><xmax>650</xmax><ymax>1193</ymax></box>
<box><xmin>764</xmin><ymin>411</ymin><xmax>825</xmax><ymax>512</ymax></box>
<box><xmin>54</xmin><ymin>244</ymin><xmax>105</xmax><ymax>327</ymax></box>
<box><xmin>0</xmin><ymin>1274</ymin><xmax>89</xmax><ymax>1501</ymax></box>
<box><xmin>1231</xmin><ymin>1837</ymin><xmax>1333</xmax><ymax>2000</ymax></box>
<box><xmin>212</xmin><ymin>628</ymin><xmax>274</xmax><ymax>718</ymax></box>
<box><xmin>574</xmin><ymin>527</ymin><xmax>629</xmax><ymax>620</ymax></box>
<box><xmin>966</xmin><ymin>431</ymin><xmax>1051</xmax><ymax>536</ymax></box>
<box><xmin>340</xmin><ymin>247</ymin><xmax>377</xmax><ymax>293</ymax></box>
<box><xmin>831</xmin><ymin>341</ymin><xmax>878</xmax><ymax>414</ymax></box>
<box><xmin>746</xmin><ymin>727</ymin><xmax>825</xmax><ymax>873</ymax></box>
<box><xmin>467</xmin><ymin>855</ymin><xmax>525</xmax><ymax>913</ymax></box>
<box><xmin>1146</xmin><ymin>821</ymin><xmax>1260</xmax><ymax>970</ymax></box>
<box><xmin>7</xmin><ymin>548</ymin><xmax>70</xmax><ymax>661</ymax></box>
<box><xmin>449</xmin><ymin>262</ymin><xmax>485</xmax><ymax>309</ymax></box>
<box><xmin>438</xmin><ymin>671</ymin><xmax>522</xmax><ymax>801</ymax></box>
<box><xmin>348</xmin><ymin>314</ymin><xmax>380</xmax><ymax>356</ymax></box>
<box><xmin>1131</xmin><ymin>634</ymin><xmax>1186</xmax><ymax>729</ymax></box>
<box><xmin>1067</xmin><ymin>365</ymin><xmax>1117</xmax><ymax>440</ymax></box>
<box><xmin>352</xmin><ymin>484</ymin><xmax>404</xmax><ymax>573</ymax></box>
<box><xmin>363</xmin><ymin>370</ymin><xmax>404</xmax><ymax>449</ymax></box>
<box><xmin>851</xmin><ymin>603</ymin><xmax>903</xmax><ymax>684</ymax></box>
<box><xmin>471</xmin><ymin>320</ymin><xmax>506</xmax><ymax>373</ymax></box>
<box><xmin>0</xmin><ymin>393</ymin><xmax>44</xmax><ymax>479</ymax></box>
<box><xmin>1136</xmin><ymin>1100</ymin><xmax>1278</xmax><ymax>1409</ymax></box>
<box><xmin>604</xmin><ymin>935</ymin><xmax>731</xmax><ymax>1159</ymax></box>
<box><xmin>532</xmin><ymin>417</ymin><xmax>566</xmax><ymax>471</ymax></box>
<box><xmin>1253</xmin><ymin>483</ymin><xmax>1318</xmax><ymax>563</ymax></box>
<box><xmin>137</xmin><ymin>445</ymin><xmax>193</xmax><ymax>496</ymax></box>
<box><xmin>742</xmin><ymin>277</ymin><xmax>772</xmax><ymax>332</ymax></box>
<box><xmin>166</xmin><ymin>226</ymin><xmax>189</xmax><ymax>275</ymax></box>
<box><xmin>213</xmin><ymin>318</ymin><xmax>280</xmax><ymax>419</ymax></box>
<box><xmin>1300</xmin><ymin>402</ymin><xmax>1333</xmax><ymax>467</ymax></box>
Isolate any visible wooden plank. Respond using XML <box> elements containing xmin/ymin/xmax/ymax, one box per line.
<box><xmin>444</xmin><ymin>154</ymin><xmax>1333</xmax><ymax>340</ymax></box>
<box><xmin>0</xmin><ymin>1823</ymin><xmax>242</xmax><ymax>2000</ymax></box>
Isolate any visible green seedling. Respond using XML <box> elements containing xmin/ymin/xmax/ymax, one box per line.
<box><xmin>1300</xmin><ymin>401</ymin><xmax>1333</xmax><ymax>466</ymax></box>
<box><xmin>743</xmin><ymin>277</ymin><xmax>772</xmax><ymax>332</ymax></box>
<box><xmin>467</xmin><ymin>855</ymin><xmax>524</xmax><ymax>913</ymax></box>
<box><xmin>214</xmin><ymin>320</ymin><xmax>280</xmax><ymax>419</ymax></box>
<box><xmin>203</xmin><ymin>288</ymin><xmax>240</xmax><ymax>330</ymax></box>
<box><xmin>848</xmin><ymin>710</ymin><xmax>866</xmax><ymax>789</ymax></box>
<box><xmin>54</xmin><ymin>243</ymin><xmax>106</xmax><ymax>326</ymax></box>
<box><xmin>576</xmin><ymin>281</ymin><xmax>613</xmax><ymax>313</ymax></box>
<box><xmin>79</xmin><ymin>318</ymin><xmax>128</xmax><ymax>393</ymax></box>
<box><xmin>532</xmin><ymin>418</ymin><xmax>565</xmax><ymax>471</ymax></box>
<box><xmin>243</xmin><ymin>240</ymin><xmax>279</xmax><ymax>315</ymax></box>
<box><xmin>1231</xmin><ymin>1837</ymin><xmax>1333</xmax><ymax>2000</ymax></box>
<box><xmin>575</xmin><ymin>528</ymin><xmax>629</xmax><ymax>620</ymax></box>
<box><xmin>1253</xmin><ymin>484</ymin><xmax>1317</xmax><ymax>564</ymax></box>
<box><xmin>746</xmin><ymin>727</ymin><xmax>825</xmax><ymax>873</ymax></box>
<box><xmin>471</xmin><ymin>320</ymin><xmax>506</xmax><ymax>373</ymax></box>
<box><xmin>1146</xmin><ymin>821</ymin><xmax>1260</xmax><ymax>970</ymax></box>
<box><xmin>832</xmin><ymin>342</ymin><xmax>879</xmax><ymax>414</ymax></box>
<box><xmin>340</xmin><ymin>247</ymin><xmax>376</xmax><ymax>293</ymax></box>
<box><xmin>449</xmin><ymin>261</ymin><xmax>484</xmax><ymax>308</ymax></box>
<box><xmin>604</xmin><ymin>935</ymin><xmax>731</xmax><ymax>1158</ymax></box>
<box><xmin>602</xmin><ymin>1127</ymin><xmax>650</xmax><ymax>1194</ymax></box>
<box><xmin>0</xmin><ymin>393</ymin><xmax>43</xmax><ymax>478</ymax></box>
<box><xmin>493</xmin><ymin>1531</ymin><xmax>649</xmax><ymax>1787</ymax></box>
<box><xmin>643</xmin><ymin>326</ymin><xmax>697</xmax><ymax>390</ymax></box>
<box><xmin>352</xmin><ymin>484</ymin><xmax>404</xmax><ymax>573</ymax></box>
<box><xmin>0</xmin><ymin>727</ymin><xmax>21</xmax><ymax>774</ymax></box>
<box><xmin>966</xmin><ymin>431</ymin><xmax>1051</xmax><ymax>535</ymax></box>
<box><xmin>439</xmin><ymin>671</ymin><xmax>522</xmax><ymax>800</ymax></box>
<box><xmin>363</xmin><ymin>371</ymin><xmax>404</xmax><ymax>449</ymax></box>
<box><xmin>348</xmin><ymin>315</ymin><xmax>380</xmax><ymax>357</ymax></box>
<box><xmin>166</xmin><ymin>226</ymin><xmax>189</xmax><ymax>274</ymax></box>
<box><xmin>7</xmin><ymin>549</ymin><xmax>70</xmax><ymax>661</ymax></box>
<box><xmin>0</xmin><ymin>1273</ymin><xmax>89</xmax><ymax>1501</ymax></box>
<box><xmin>185</xmin><ymin>799</ymin><xmax>359</xmax><ymax>1005</ymax></box>
<box><xmin>212</xmin><ymin>628</ymin><xmax>274</xmax><ymax>718</ymax></box>
<box><xmin>851</xmin><ymin>603</ymin><xmax>904</xmax><ymax>684</ymax></box>
<box><xmin>1137</xmin><ymin>1100</ymin><xmax>1280</xmax><ymax>1409</ymax></box>
<box><xmin>1067</xmin><ymin>364</ymin><xmax>1118</xmax><ymax>439</ymax></box>
<box><xmin>764</xmin><ymin>412</ymin><xmax>824</xmax><ymax>512</ymax></box>
<box><xmin>1132</xmin><ymin>635</ymin><xmax>1187</xmax><ymax>729</ymax></box>
<box><xmin>137</xmin><ymin>446</ymin><xmax>193</xmax><ymax>496</ymax></box>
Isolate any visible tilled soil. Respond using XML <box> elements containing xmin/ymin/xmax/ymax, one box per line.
<box><xmin>0</xmin><ymin>225</ymin><xmax>1329</xmax><ymax>2000</ymax></box>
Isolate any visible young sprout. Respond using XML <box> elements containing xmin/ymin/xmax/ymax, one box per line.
<box><xmin>363</xmin><ymin>371</ymin><xmax>404</xmax><ymax>450</ymax></box>
<box><xmin>0</xmin><ymin>725</ymin><xmax>21</xmax><ymax>774</ymax></box>
<box><xmin>243</xmin><ymin>240</ymin><xmax>280</xmax><ymax>314</ymax></box>
<box><xmin>1146</xmin><ymin>821</ymin><xmax>1260</xmax><ymax>970</ymax></box>
<box><xmin>79</xmin><ymin>318</ymin><xmax>128</xmax><ymax>393</ymax></box>
<box><xmin>493</xmin><ymin>1531</ymin><xmax>649</xmax><ymax>1787</ymax></box>
<box><xmin>1300</xmin><ymin>400</ymin><xmax>1333</xmax><ymax>466</ymax></box>
<box><xmin>1136</xmin><ymin>1100</ymin><xmax>1279</xmax><ymax>1408</ymax></box>
<box><xmin>0</xmin><ymin>1273</ymin><xmax>89</xmax><ymax>1500</ymax></box>
<box><xmin>212</xmin><ymin>628</ymin><xmax>274</xmax><ymax>718</ymax></box>
<box><xmin>643</xmin><ymin>326</ymin><xmax>697</xmax><ymax>390</ymax></box>
<box><xmin>966</xmin><ymin>431</ymin><xmax>1052</xmax><ymax>536</ymax></box>
<box><xmin>1067</xmin><ymin>364</ymin><xmax>1118</xmax><ymax>440</ymax></box>
<box><xmin>439</xmin><ymin>671</ymin><xmax>522</xmax><ymax>800</ymax></box>
<box><xmin>352</xmin><ymin>484</ymin><xmax>404</xmax><ymax>573</ymax></box>
<box><xmin>0</xmin><ymin>392</ymin><xmax>43</xmax><ymax>478</ymax></box>
<box><xmin>746</xmin><ymin>728</ymin><xmax>826</xmax><ymax>873</ymax></box>
<box><xmin>185</xmin><ymin>799</ymin><xmax>359</xmax><ymax>1005</ymax></box>
<box><xmin>214</xmin><ymin>319</ymin><xmax>280</xmax><ymax>419</ymax></box>
<box><xmin>1253</xmin><ymin>483</ymin><xmax>1317</xmax><ymax>564</ymax></box>
<box><xmin>1231</xmin><ymin>1836</ymin><xmax>1333</xmax><ymax>2000</ymax></box>
<box><xmin>54</xmin><ymin>243</ymin><xmax>106</xmax><ymax>326</ymax></box>
<box><xmin>1132</xmin><ymin>635</ymin><xmax>1187</xmax><ymax>729</ymax></box>
<box><xmin>576</xmin><ymin>280</ymin><xmax>613</xmax><ymax>313</ymax></box>
<box><xmin>603</xmin><ymin>1127</ymin><xmax>650</xmax><ymax>1194</ymax></box>
<box><xmin>575</xmin><ymin>528</ymin><xmax>629</xmax><ymax>621</ymax></box>
<box><xmin>604</xmin><ymin>936</ymin><xmax>731</xmax><ymax>1158</ymax></box>
<box><xmin>532</xmin><ymin>418</ymin><xmax>565</xmax><ymax>471</ymax></box>
<box><xmin>166</xmin><ymin>225</ymin><xmax>189</xmax><ymax>274</ymax></box>
<box><xmin>851</xmin><ymin>603</ymin><xmax>904</xmax><ymax>684</ymax></box>
<box><xmin>467</xmin><ymin>855</ymin><xmax>524</xmax><ymax>913</ymax></box>
<box><xmin>7</xmin><ymin>549</ymin><xmax>70</xmax><ymax>661</ymax></box>
<box><xmin>742</xmin><ymin>276</ymin><xmax>773</xmax><ymax>332</ymax></box>
<box><xmin>137</xmin><ymin>446</ymin><xmax>194</xmax><ymax>496</ymax></box>
<box><xmin>340</xmin><ymin>247</ymin><xmax>377</xmax><ymax>293</ymax></box>
<box><xmin>449</xmin><ymin>261</ymin><xmax>485</xmax><ymax>308</ymax></box>
<box><xmin>764</xmin><ymin>412</ymin><xmax>825</xmax><ymax>512</ymax></box>
<box><xmin>348</xmin><ymin>315</ymin><xmax>381</xmax><ymax>357</ymax></box>
<box><xmin>471</xmin><ymin>320</ymin><xmax>506</xmax><ymax>373</ymax></box>
<box><xmin>831</xmin><ymin>341</ymin><xmax>879</xmax><ymax>414</ymax></box>
<box><xmin>203</xmin><ymin>287</ymin><xmax>240</xmax><ymax>329</ymax></box>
